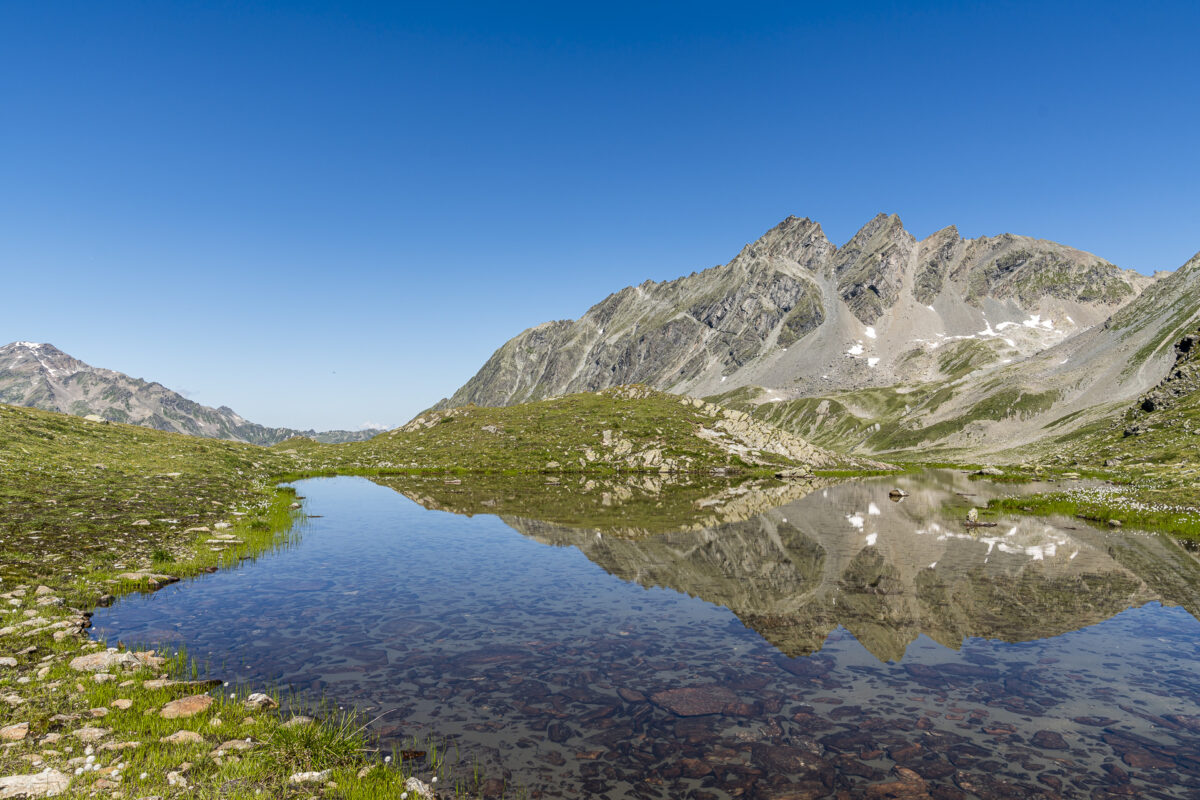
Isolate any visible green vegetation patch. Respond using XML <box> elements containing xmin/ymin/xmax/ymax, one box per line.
<box><xmin>275</xmin><ymin>386</ymin><xmax>869</xmax><ymax>476</ymax></box>
<box><xmin>989</xmin><ymin>484</ymin><xmax>1200</xmax><ymax>540</ymax></box>
<box><xmin>775</xmin><ymin>285</ymin><xmax>824</xmax><ymax>348</ymax></box>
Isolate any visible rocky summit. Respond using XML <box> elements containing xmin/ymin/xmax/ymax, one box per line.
<box><xmin>439</xmin><ymin>214</ymin><xmax>1151</xmax><ymax>410</ymax></box>
<box><xmin>0</xmin><ymin>342</ymin><xmax>378</xmax><ymax>446</ymax></box>
<box><xmin>437</xmin><ymin>214</ymin><xmax>1200</xmax><ymax>456</ymax></box>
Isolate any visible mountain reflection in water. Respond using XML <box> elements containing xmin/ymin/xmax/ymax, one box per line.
<box><xmin>92</xmin><ymin>472</ymin><xmax>1200</xmax><ymax>799</ymax></box>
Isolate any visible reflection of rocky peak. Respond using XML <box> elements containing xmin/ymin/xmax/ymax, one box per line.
<box><xmin>497</xmin><ymin>471</ymin><xmax>1200</xmax><ymax>662</ymax></box>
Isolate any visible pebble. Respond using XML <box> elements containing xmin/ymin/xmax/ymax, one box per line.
<box><xmin>159</xmin><ymin>730</ymin><xmax>204</xmax><ymax>745</ymax></box>
<box><xmin>288</xmin><ymin>769</ymin><xmax>331</xmax><ymax>784</ymax></box>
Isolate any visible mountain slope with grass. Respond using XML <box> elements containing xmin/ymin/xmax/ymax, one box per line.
<box><xmin>438</xmin><ymin>214</ymin><xmax>1152</xmax><ymax>411</ymax></box>
<box><xmin>0</xmin><ymin>341</ymin><xmax>377</xmax><ymax>445</ymax></box>
<box><xmin>714</xmin><ymin>250</ymin><xmax>1200</xmax><ymax>459</ymax></box>
<box><xmin>276</xmin><ymin>385</ymin><xmax>887</xmax><ymax>475</ymax></box>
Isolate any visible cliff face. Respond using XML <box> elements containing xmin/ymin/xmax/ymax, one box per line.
<box><xmin>438</xmin><ymin>214</ymin><xmax>1151</xmax><ymax>411</ymax></box>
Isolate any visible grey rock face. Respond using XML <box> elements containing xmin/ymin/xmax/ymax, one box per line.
<box><xmin>440</xmin><ymin>214</ymin><xmax>1152</xmax><ymax>410</ymax></box>
<box><xmin>0</xmin><ymin>342</ymin><xmax>380</xmax><ymax>445</ymax></box>
<box><xmin>831</xmin><ymin>213</ymin><xmax>914</xmax><ymax>325</ymax></box>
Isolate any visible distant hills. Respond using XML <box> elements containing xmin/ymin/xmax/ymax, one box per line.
<box><xmin>0</xmin><ymin>341</ymin><xmax>379</xmax><ymax>446</ymax></box>
<box><xmin>439</xmin><ymin>214</ymin><xmax>1199</xmax><ymax>456</ymax></box>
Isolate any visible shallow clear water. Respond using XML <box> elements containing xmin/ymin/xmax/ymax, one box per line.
<box><xmin>93</xmin><ymin>472</ymin><xmax>1200</xmax><ymax>799</ymax></box>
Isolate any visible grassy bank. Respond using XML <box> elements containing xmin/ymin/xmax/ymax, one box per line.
<box><xmin>271</xmin><ymin>385</ymin><xmax>883</xmax><ymax>476</ymax></box>
<box><xmin>0</xmin><ymin>405</ymin><xmax>465</xmax><ymax>798</ymax></box>
<box><xmin>983</xmin><ymin>469</ymin><xmax>1200</xmax><ymax>540</ymax></box>
<box><xmin>978</xmin><ymin>369</ymin><xmax>1200</xmax><ymax>539</ymax></box>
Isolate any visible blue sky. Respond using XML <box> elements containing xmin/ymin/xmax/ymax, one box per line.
<box><xmin>2</xmin><ymin>1</ymin><xmax>1198</xmax><ymax>430</ymax></box>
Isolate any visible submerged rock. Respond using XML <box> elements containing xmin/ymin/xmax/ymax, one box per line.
<box><xmin>650</xmin><ymin>685</ymin><xmax>738</xmax><ymax>717</ymax></box>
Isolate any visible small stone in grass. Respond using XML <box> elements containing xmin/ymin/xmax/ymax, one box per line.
<box><xmin>160</xmin><ymin>695</ymin><xmax>213</xmax><ymax>719</ymax></box>
<box><xmin>282</xmin><ymin>715</ymin><xmax>314</xmax><ymax>728</ymax></box>
<box><xmin>0</xmin><ymin>722</ymin><xmax>29</xmax><ymax>741</ymax></box>
<box><xmin>0</xmin><ymin>768</ymin><xmax>70</xmax><ymax>797</ymax></box>
<box><xmin>70</xmin><ymin>726</ymin><xmax>109</xmax><ymax>742</ymax></box>
<box><xmin>159</xmin><ymin>730</ymin><xmax>204</xmax><ymax>745</ymax></box>
<box><xmin>243</xmin><ymin>692</ymin><xmax>278</xmax><ymax>710</ymax></box>
<box><xmin>404</xmin><ymin>776</ymin><xmax>437</xmax><ymax>800</ymax></box>
<box><xmin>211</xmin><ymin>739</ymin><xmax>254</xmax><ymax>756</ymax></box>
<box><xmin>289</xmin><ymin>769</ymin><xmax>331</xmax><ymax>784</ymax></box>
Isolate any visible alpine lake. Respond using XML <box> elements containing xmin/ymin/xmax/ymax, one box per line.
<box><xmin>91</xmin><ymin>471</ymin><xmax>1200</xmax><ymax>799</ymax></box>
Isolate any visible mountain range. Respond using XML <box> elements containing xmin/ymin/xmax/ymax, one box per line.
<box><xmin>4</xmin><ymin>213</ymin><xmax>1197</xmax><ymax>459</ymax></box>
<box><xmin>439</xmin><ymin>214</ymin><xmax>1199</xmax><ymax>456</ymax></box>
<box><xmin>0</xmin><ymin>341</ymin><xmax>377</xmax><ymax>445</ymax></box>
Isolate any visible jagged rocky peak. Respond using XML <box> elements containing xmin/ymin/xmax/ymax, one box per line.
<box><xmin>438</xmin><ymin>213</ymin><xmax>1158</xmax><ymax>411</ymax></box>
<box><xmin>737</xmin><ymin>215</ymin><xmax>833</xmax><ymax>268</ymax></box>
<box><xmin>2</xmin><ymin>341</ymin><xmax>86</xmax><ymax>371</ymax></box>
<box><xmin>831</xmin><ymin>213</ymin><xmax>917</xmax><ymax>325</ymax></box>
<box><xmin>912</xmin><ymin>225</ymin><xmax>964</xmax><ymax>305</ymax></box>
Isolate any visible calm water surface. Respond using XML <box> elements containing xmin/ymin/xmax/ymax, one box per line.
<box><xmin>93</xmin><ymin>472</ymin><xmax>1200</xmax><ymax>799</ymax></box>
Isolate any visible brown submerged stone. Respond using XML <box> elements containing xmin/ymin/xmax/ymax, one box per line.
<box><xmin>650</xmin><ymin>685</ymin><xmax>738</xmax><ymax>717</ymax></box>
<box><xmin>1030</xmin><ymin>729</ymin><xmax>1069</xmax><ymax>750</ymax></box>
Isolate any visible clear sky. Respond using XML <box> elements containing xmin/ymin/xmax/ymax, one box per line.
<box><xmin>2</xmin><ymin>1</ymin><xmax>1198</xmax><ymax>430</ymax></box>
